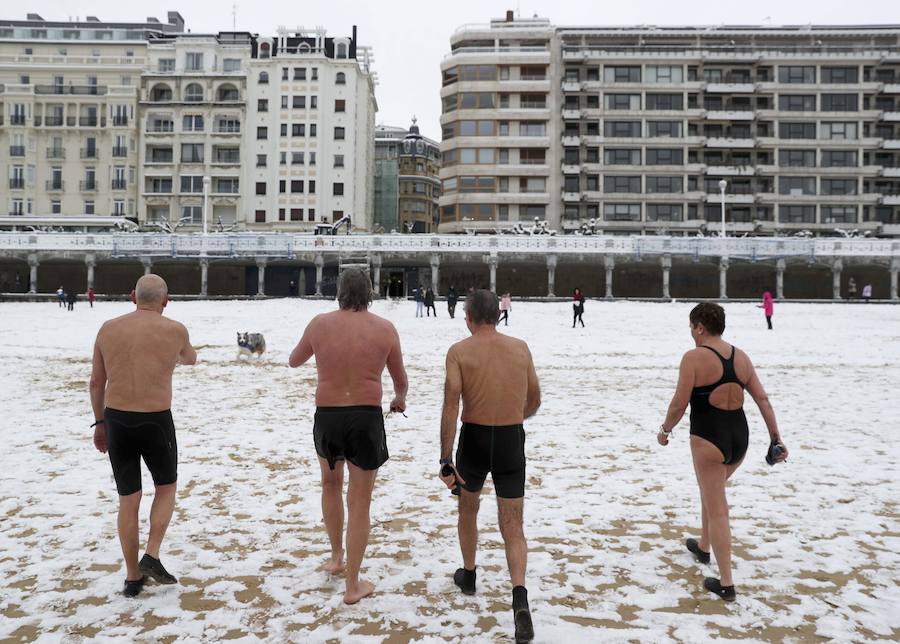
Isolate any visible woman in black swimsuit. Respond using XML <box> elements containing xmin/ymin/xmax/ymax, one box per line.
<box><xmin>656</xmin><ymin>302</ymin><xmax>788</xmax><ymax>602</ymax></box>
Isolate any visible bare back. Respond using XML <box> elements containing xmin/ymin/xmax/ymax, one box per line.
<box><xmin>449</xmin><ymin>331</ymin><xmax>538</xmax><ymax>425</ymax></box>
<box><xmin>302</xmin><ymin>310</ymin><xmax>402</xmax><ymax>407</ymax></box>
<box><xmin>97</xmin><ymin>312</ymin><xmax>189</xmax><ymax>412</ymax></box>
<box><xmin>689</xmin><ymin>340</ymin><xmax>753</xmax><ymax>410</ymax></box>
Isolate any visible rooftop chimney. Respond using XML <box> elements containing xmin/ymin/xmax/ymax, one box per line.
<box><xmin>26</xmin><ymin>13</ymin><xmax>44</xmax><ymax>21</ymax></box>
<box><xmin>167</xmin><ymin>11</ymin><xmax>186</xmax><ymax>32</ymax></box>
<box><xmin>506</xmin><ymin>10</ymin><xmax>514</xmax><ymax>22</ymax></box>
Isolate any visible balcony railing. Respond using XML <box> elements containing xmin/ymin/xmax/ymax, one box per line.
<box><xmin>9</xmin><ymin>145</ymin><xmax>25</xmax><ymax>156</ymax></box>
<box><xmin>10</xmin><ymin>114</ymin><xmax>26</xmax><ymax>125</ymax></box>
<box><xmin>78</xmin><ymin>116</ymin><xmax>101</xmax><ymax>126</ymax></box>
<box><xmin>148</xmin><ymin>155</ymin><xmax>174</xmax><ymax>164</ymax></box>
<box><xmin>146</xmin><ymin>124</ymin><xmax>174</xmax><ymax>133</ymax></box>
<box><xmin>45</xmin><ymin>180</ymin><xmax>64</xmax><ymax>191</ymax></box>
<box><xmin>111</xmin><ymin>147</ymin><xmax>128</xmax><ymax>157</ymax></box>
<box><xmin>8</xmin><ymin>178</ymin><xmax>25</xmax><ymax>189</ymax></box>
<box><xmin>112</xmin><ymin>116</ymin><xmax>129</xmax><ymax>126</ymax></box>
<box><xmin>46</xmin><ymin>147</ymin><xmax>65</xmax><ymax>159</ymax></box>
<box><xmin>80</xmin><ymin>148</ymin><xmax>98</xmax><ymax>159</ymax></box>
<box><xmin>111</xmin><ymin>179</ymin><xmax>127</xmax><ymax>190</ymax></box>
<box><xmin>79</xmin><ymin>180</ymin><xmax>97</xmax><ymax>192</ymax></box>
<box><xmin>42</xmin><ymin>116</ymin><xmax>64</xmax><ymax>126</ymax></box>
<box><xmin>34</xmin><ymin>84</ymin><xmax>106</xmax><ymax>95</ymax></box>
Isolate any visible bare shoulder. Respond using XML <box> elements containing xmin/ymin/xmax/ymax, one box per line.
<box><xmin>506</xmin><ymin>335</ymin><xmax>532</xmax><ymax>355</ymax></box>
<box><xmin>370</xmin><ymin>312</ymin><xmax>398</xmax><ymax>334</ymax></box>
<box><xmin>162</xmin><ymin>316</ymin><xmax>189</xmax><ymax>335</ymax></box>
<box><xmin>447</xmin><ymin>336</ymin><xmax>470</xmax><ymax>357</ymax></box>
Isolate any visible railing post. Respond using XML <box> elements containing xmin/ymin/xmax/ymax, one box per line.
<box><xmin>27</xmin><ymin>253</ymin><xmax>39</xmax><ymax>293</ymax></box>
<box><xmin>430</xmin><ymin>253</ymin><xmax>441</xmax><ymax>294</ymax></box>
<box><xmin>488</xmin><ymin>253</ymin><xmax>498</xmax><ymax>293</ymax></box>
<box><xmin>719</xmin><ymin>257</ymin><xmax>729</xmax><ymax>299</ymax></box>
<box><xmin>200</xmin><ymin>258</ymin><xmax>209</xmax><ymax>297</ymax></box>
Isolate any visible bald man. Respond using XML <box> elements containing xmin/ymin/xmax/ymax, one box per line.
<box><xmin>89</xmin><ymin>274</ymin><xmax>196</xmax><ymax>597</ymax></box>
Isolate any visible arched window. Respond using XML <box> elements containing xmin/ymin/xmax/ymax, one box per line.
<box><xmin>184</xmin><ymin>83</ymin><xmax>204</xmax><ymax>102</ymax></box>
<box><xmin>299</xmin><ymin>42</ymin><xmax>311</xmax><ymax>54</ymax></box>
<box><xmin>258</xmin><ymin>71</ymin><xmax>269</xmax><ymax>84</ymax></box>
<box><xmin>259</xmin><ymin>42</ymin><xmax>270</xmax><ymax>59</ymax></box>
<box><xmin>150</xmin><ymin>83</ymin><xmax>173</xmax><ymax>102</ymax></box>
<box><xmin>216</xmin><ymin>84</ymin><xmax>239</xmax><ymax>102</ymax></box>
<box><xmin>335</xmin><ymin>72</ymin><xmax>346</xmax><ymax>85</ymax></box>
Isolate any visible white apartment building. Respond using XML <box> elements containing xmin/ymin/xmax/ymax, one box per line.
<box><xmin>245</xmin><ymin>26</ymin><xmax>377</xmax><ymax>230</ymax></box>
<box><xmin>0</xmin><ymin>12</ymin><xmax>184</xmax><ymax>220</ymax></box>
<box><xmin>440</xmin><ymin>13</ymin><xmax>900</xmax><ymax>237</ymax></box>
<box><xmin>139</xmin><ymin>32</ymin><xmax>251</xmax><ymax>230</ymax></box>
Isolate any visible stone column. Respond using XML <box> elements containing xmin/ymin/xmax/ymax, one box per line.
<box><xmin>832</xmin><ymin>259</ymin><xmax>843</xmax><ymax>300</ymax></box>
<box><xmin>488</xmin><ymin>254</ymin><xmax>498</xmax><ymax>293</ymax></box>
<box><xmin>84</xmin><ymin>253</ymin><xmax>96</xmax><ymax>291</ymax></box>
<box><xmin>776</xmin><ymin>258</ymin><xmax>786</xmax><ymax>300</ymax></box>
<box><xmin>604</xmin><ymin>255</ymin><xmax>615</xmax><ymax>299</ymax></box>
<box><xmin>719</xmin><ymin>257</ymin><xmax>729</xmax><ymax>299</ymax></box>
<box><xmin>200</xmin><ymin>258</ymin><xmax>209</xmax><ymax>297</ymax></box>
<box><xmin>256</xmin><ymin>259</ymin><xmax>266</xmax><ymax>296</ymax></box>
<box><xmin>27</xmin><ymin>254</ymin><xmax>39</xmax><ymax>294</ymax></box>
<box><xmin>140</xmin><ymin>256</ymin><xmax>153</xmax><ymax>276</ymax></box>
<box><xmin>430</xmin><ymin>253</ymin><xmax>441</xmax><ymax>294</ymax></box>
<box><xmin>371</xmin><ymin>253</ymin><xmax>382</xmax><ymax>297</ymax></box>
<box><xmin>546</xmin><ymin>254</ymin><xmax>557</xmax><ymax>297</ymax></box>
<box><xmin>314</xmin><ymin>253</ymin><xmax>324</xmax><ymax>296</ymax></box>
<box><xmin>891</xmin><ymin>258</ymin><xmax>900</xmax><ymax>301</ymax></box>
<box><xmin>661</xmin><ymin>254</ymin><xmax>672</xmax><ymax>299</ymax></box>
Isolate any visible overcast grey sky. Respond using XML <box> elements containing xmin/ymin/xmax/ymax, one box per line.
<box><xmin>18</xmin><ymin>0</ymin><xmax>899</xmax><ymax>140</ymax></box>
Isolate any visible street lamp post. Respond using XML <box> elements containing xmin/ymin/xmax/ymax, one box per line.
<box><xmin>718</xmin><ymin>179</ymin><xmax>728</xmax><ymax>238</ymax></box>
<box><xmin>202</xmin><ymin>176</ymin><xmax>211</xmax><ymax>235</ymax></box>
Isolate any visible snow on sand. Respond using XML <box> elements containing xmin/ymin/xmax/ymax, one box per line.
<box><xmin>1</xmin><ymin>299</ymin><xmax>898</xmax><ymax>642</ymax></box>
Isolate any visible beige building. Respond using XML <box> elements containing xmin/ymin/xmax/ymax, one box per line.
<box><xmin>440</xmin><ymin>13</ymin><xmax>900</xmax><ymax>237</ymax></box>
<box><xmin>0</xmin><ymin>12</ymin><xmax>184</xmax><ymax>220</ymax></box>
<box><xmin>139</xmin><ymin>32</ymin><xmax>251</xmax><ymax>230</ymax></box>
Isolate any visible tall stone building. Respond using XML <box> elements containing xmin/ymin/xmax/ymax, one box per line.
<box><xmin>439</xmin><ymin>13</ymin><xmax>900</xmax><ymax>237</ymax></box>
<box><xmin>374</xmin><ymin>119</ymin><xmax>440</xmax><ymax>232</ymax></box>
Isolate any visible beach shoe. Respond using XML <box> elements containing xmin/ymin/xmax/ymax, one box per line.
<box><xmin>704</xmin><ymin>577</ymin><xmax>736</xmax><ymax>602</ymax></box>
<box><xmin>514</xmin><ymin>605</ymin><xmax>535</xmax><ymax>643</ymax></box>
<box><xmin>123</xmin><ymin>576</ymin><xmax>146</xmax><ymax>598</ymax></box>
<box><xmin>453</xmin><ymin>567</ymin><xmax>476</xmax><ymax>595</ymax></box>
<box><xmin>139</xmin><ymin>554</ymin><xmax>178</xmax><ymax>584</ymax></box>
<box><xmin>686</xmin><ymin>538</ymin><xmax>711</xmax><ymax>564</ymax></box>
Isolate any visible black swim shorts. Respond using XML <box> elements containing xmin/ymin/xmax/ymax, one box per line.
<box><xmin>455</xmin><ymin>422</ymin><xmax>526</xmax><ymax>499</ymax></box>
<box><xmin>104</xmin><ymin>408</ymin><xmax>178</xmax><ymax>496</ymax></box>
<box><xmin>313</xmin><ymin>406</ymin><xmax>389</xmax><ymax>471</ymax></box>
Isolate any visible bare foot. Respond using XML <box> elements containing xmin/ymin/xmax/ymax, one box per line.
<box><xmin>319</xmin><ymin>556</ymin><xmax>345</xmax><ymax>574</ymax></box>
<box><xmin>343</xmin><ymin>580</ymin><xmax>375</xmax><ymax>604</ymax></box>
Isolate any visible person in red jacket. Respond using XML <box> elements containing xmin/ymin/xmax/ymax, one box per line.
<box><xmin>88</xmin><ymin>287</ymin><xmax>96</xmax><ymax>308</ymax></box>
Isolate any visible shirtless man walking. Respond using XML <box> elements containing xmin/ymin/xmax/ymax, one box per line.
<box><xmin>289</xmin><ymin>268</ymin><xmax>408</xmax><ymax>604</ymax></box>
<box><xmin>89</xmin><ymin>274</ymin><xmax>196</xmax><ymax>597</ymax></box>
<box><xmin>439</xmin><ymin>290</ymin><xmax>541</xmax><ymax>643</ymax></box>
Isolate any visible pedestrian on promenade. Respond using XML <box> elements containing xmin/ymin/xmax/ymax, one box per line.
<box><xmin>759</xmin><ymin>291</ymin><xmax>774</xmax><ymax>330</ymax></box>
<box><xmin>88</xmin><ymin>287</ymin><xmax>95</xmax><ymax>308</ymax></box>
<box><xmin>498</xmin><ymin>292</ymin><xmax>511</xmax><ymax>326</ymax></box>
<box><xmin>66</xmin><ymin>289</ymin><xmax>77</xmax><ymax>311</ymax></box>
<box><xmin>57</xmin><ymin>286</ymin><xmax>65</xmax><ymax>307</ymax></box>
<box><xmin>447</xmin><ymin>286</ymin><xmax>459</xmax><ymax>319</ymax></box>
<box><xmin>414</xmin><ymin>285</ymin><xmax>424</xmax><ymax>318</ymax></box>
<box><xmin>848</xmin><ymin>277</ymin><xmax>857</xmax><ymax>299</ymax></box>
<box><xmin>425</xmin><ymin>287</ymin><xmax>437</xmax><ymax>317</ymax></box>
<box><xmin>862</xmin><ymin>284</ymin><xmax>872</xmax><ymax>302</ymax></box>
<box><xmin>572</xmin><ymin>288</ymin><xmax>585</xmax><ymax>328</ymax></box>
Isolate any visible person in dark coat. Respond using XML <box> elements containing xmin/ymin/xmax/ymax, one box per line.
<box><xmin>572</xmin><ymin>288</ymin><xmax>585</xmax><ymax>328</ymax></box>
<box><xmin>447</xmin><ymin>286</ymin><xmax>459</xmax><ymax>319</ymax></box>
<box><xmin>66</xmin><ymin>289</ymin><xmax>77</xmax><ymax>311</ymax></box>
<box><xmin>425</xmin><ymin>287</ymin><xmax>437</xmax><ymax>317</ymax></box>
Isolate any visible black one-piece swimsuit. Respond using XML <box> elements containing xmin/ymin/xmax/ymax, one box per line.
<box><xmin>689</xmin><ymin>346</ymin><xmax>749</xmax><ymax>465</ymax></box>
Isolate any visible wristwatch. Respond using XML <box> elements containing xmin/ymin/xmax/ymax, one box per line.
<box><xmin>658</xmin><ymin>424</ymin><xmax>672</xmax><ymax>436</ymax></box>
<box><xmin>439</xmin><ymin>457</ymin><xmax>452</xmax><ymax>466</ymax></box>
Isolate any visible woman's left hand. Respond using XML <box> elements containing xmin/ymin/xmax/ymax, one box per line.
<box><xmin>657</xmin><ymin>430</ymin><xmax>669</xmax><ymax>446</ymax></box>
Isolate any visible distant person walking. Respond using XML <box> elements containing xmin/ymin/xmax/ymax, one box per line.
<box><xmin>439</xmin><ymin>290</ymin><xmax>541</xmax><ymax>643</ymax></box>
<box><xmin>88</xmin><ymin>287</ymin><xmax>96</xmax><ymax>308</ymax></box>
<box><xmin>90</xmin><ymin>274</ymin><xmax>197</xmax><ymax>597</ymax></box>
<box><xmin>66</xmin><ymin>289</ymin><xmax>77</xmax><ymax>311</ymax></box>
<box><xmin>848</xmin><ymin>277</ymin><xmax>857</xmax><ymax>299</ymax></box>
<box><xmin>572</xmin><ymin>288</ymin><xmax>585</xmax><ymax>328</ymax></box>
<box><xmin>498</xmin><ymin>292</ymin><xmax>511</xmax><ymax>326</ymax></box>
<box><xmin>447</xmin><ymin>286</ymin><xmax>459</xmax><ymax>319</ymax></box>
<box><xmin>57</xmin><ymin>286</ymin><xmax>65</xmax><ymax>307</ymax></box>
<box><xmin>414</xmin><ymin>285</ymin><xmax>424</xmax><ymax>318</ymax></box>
<box><xmin>862</xmin><ymin>283</ymin><xmax>872</xmax><ymax>302</ymax></box>
<box><xmin>289</xmin><ymin>268</ymin><xmax>408</xmax><ymax>605</ymax></box>
<box><xmin>759</xmin><ymin>291</ymin><xmax>774</xmax><ymax>330</ymax></box>
<box><xmin>425</xmin><ymin>287</ymin><xmax>437</xmax><ymax>317</ymax></box>
<box><xmin>657</xmin><ymin>302</ymin><xmax>787</xmax><ymax>602</ymax></box>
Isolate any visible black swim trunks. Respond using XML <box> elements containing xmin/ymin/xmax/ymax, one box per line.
<box><xmin>313</xmin><ymin>406</ymin><xmax>388</xmax><ymax>471</ymax></box>
<box><xmin>455</xmin><ymin>422</ymin><xmax>526</xmax><ymax>499</ymax></box>
<box><xmin>104</xmin><ymin>408</ymin><xmax>178</xmax><ymax>496</ymax></box>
